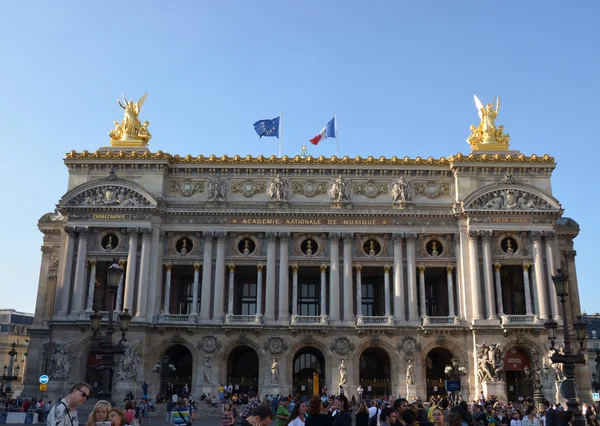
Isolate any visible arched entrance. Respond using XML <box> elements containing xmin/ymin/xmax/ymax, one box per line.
<box><xmin>504</xmin><ymin>346</ymin><xmax>532</xmax><ymax>401</ymax></box>
<box><xmin>359</xmin><ymin>348</ymin><xmax>391</xmax><ymax>397</ymax></box>
<box><xmin>228</xmin><ymin>346</ymin><xmax>259</xmax><ymax>395</ymax></box>
<box><xmin>293</xmin><ymin>347</ymin><xmax>325</xmax><ymax>397</ymax></box>
<box><xmin>85</xmin><ymin>350</ymin><xmax>103</xmax><ymax>398</ymax></box>
<box><xmin>159</xmin><ymin>345</ymin><xmax>193</xmax><ymax>398</ymax></box>
<box><xmin>426</xmin><ymin>347</ymin><xmax>453</xmax><ymax>398</ymax></box>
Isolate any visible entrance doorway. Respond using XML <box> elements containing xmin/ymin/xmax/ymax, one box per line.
<box><xmin>293</xmin><ymin>347</ymin><xmax>325</xmax><ymax>397</ymax></box>
<box><xmin>505</xmin><ymin>347</ymin><xmax>532</xmax><ymax>401</ymax></box>
<box><xmin>359</xmin><ymin>348</ymin><xmax>391</xmax><ymax>397</ymax></box>
<box><xmin>159</xmin><ymin>345</ymin><xmax>193</xmax><ymax>399</ymax></box>
<box><xmin>426</xmin><ymin>348</ymin><xmax>453</xmax><ymax>398</ymax></box>
<box><xmin>228</xmin><ymin>346</ymin><xmax>259</xmax><ymax>395</ymax></box>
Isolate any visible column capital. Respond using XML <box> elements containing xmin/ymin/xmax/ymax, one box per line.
<box><xmin>530</xmin><ymin>231</ymin><xmax>543</xmax><ymax>241</ymax></box>
<box><xmin>278</xmin><ymin>232</ymin><xmax>291</xmax><ymax>240</ymax></box>
<box><xmin>392</xmin><ymin>233</ymin><xmax>404</xmax><ymax>242</ymax></box>
<box><xmin>543</xmin><ymin>230</ymin><xmax>556</xmax><ymax>241</ymax></box>
<box><xmin>355</xmin><ymin>265</ymin><xmax>363</xmax><ymax>271</ymax></box>
<box><xmin>292</xmin><ymin>264</ymin><xmax>299</xmax><ymax>272</ymax></box>
<box><xmin>265</xmin><ymin>232</ymin><xmax>278</xmax><ymax>242</ymax></box>
<box><xmin>565</xmin><ymin>250</ymin><xmax>577</xmax><ymax>260</ymax></box>
<box><xmin>140</xmin><ymin>227</ymin><xmax>153</xmax><ymax>236</ymax></box>
<box><xmin>215</xmin><ymin>231</ymin><xmax>228</xmax><ymax>241</ymax></box>
<box><xmin>194</xmin><ymin>264</ymin><xmax>201</xmax><ymax>272</ymax></box>
<box><xmin>467</xmin><ymin>230</ymin><xmax>479</xmax><ymax>240</ymax></box>
<box><xmin>405</xmin><ymin>233</ymin><xmax>417</xmax><ymax>242</ymax></box>
<box><xmin>494</xmin><ymin>264</ymin><xmax>501</xmax><ymax>272</ymax></box>
<box><xmin>165</xmin><ymin>264</ymin><xmax>172</xmax><ymax>271</ymax></box>
<box><xmin>418</xmin><ymin>265</ymin><xmax>425</xmax><ymax>273</ymax></box>
<box><xmin>119</xmin><ymin>260</ymin><xmax>126</xmax><ymax>267</ymax></box>
<box><xmin>78</xmin><ymin>227</ymin><xmax>91</xmax><ymax>236</ymax></box>
<box><xmin>522</xmin><ymin>264</ymin><xmax>530</xmax><ymax>271</ymax></box>
<box><xmin>342</xmin><ymin>232</ymin><xmax>354</xmax><ymax>240</ymax></box>
<box><xmin>89</xmin><ymin>260</ymin><xmax>97</xmax><ymax>267</ymax></box>
<box><xmin>228</xmin><ymin>264</ymin><xmax>235</xmax><ymax>272</ymax></box>
<box><xmin>202</xmin><ymin>231</ymin><xmax>215</xmax><ymax>240</ymax></box>
<box><xmin>41</xmin><ymin>246</ymin><xmax>52</xmax><ymax>254</ymax></box>
<box><xmin>320</xmin><ymin>265</ymin><xmax>328</xmax><ymax>272</ymax></box>
<box><xmin>127</xmin><ymin>227</ymin><xmax>139</xmax><ymax>235</ymax></box>
<box><xmin>64</xmin><ymin>225</ymin><xmax>78</xmax><ymax>236</ymax></box>
<box><xmin>447</xmin><ymin>266</ymin><xmax>454</xmax><ymax>273</ymax></box>
<box><xmin>328</xmin><ymin>232</ymin><xmax>341</xmax><ymax>240</ymax></box>
<box><xmin>257</xmin><ymin>264</ymin><xmax>264</xmax><ymax>271</ymax></box>
<box><xmin>383</xmin><ymin>265</ymin><xmax>391</xmax><ymax>272</ymax></box>
<box><xmin>480</xmin><ymin>230</ymin><xmax>493</xmax><ymax>240</ymax></box>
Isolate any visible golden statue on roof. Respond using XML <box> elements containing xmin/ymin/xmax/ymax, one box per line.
<box><xmin>109</xmin><ymin>93</ymin><xmax>151</xmax><ymax>148</ymax></box>
<box><xmin>467</xmin><ymin>95</ymin><xmax>509</xmax><ymax>151</ymax></box>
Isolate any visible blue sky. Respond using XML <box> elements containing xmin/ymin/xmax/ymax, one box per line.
<box><xmin>1</xmin><ymin>1</ymin><xmax>598</xmax><ymax>314</ymax></box>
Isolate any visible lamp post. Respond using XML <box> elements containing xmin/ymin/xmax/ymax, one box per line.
<box><xmin>0</xmin><ymin>343</ymin><xmax>20</xmax><ymax>402</ymax></box>
<box><xmin>594</xmin><ymin>349</ymin><xmax>600</xmax><ymax>392</ymax></box>
<box><xmin>544</xmin><ymin>267</ymin><xmax>587</xmax><ymax>426</ymax></box>
<box><xmin>531</xmin><ymin>347</ymin><xmax>544</xmax><ymax>411</ymax></box>
<box><xmin>90</xmin><ymin>259</ymin><xmax>130</xmax><ymax>402</ymax></box>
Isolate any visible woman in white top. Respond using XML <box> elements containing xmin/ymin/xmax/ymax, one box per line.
<box><xmin>510</xmin><ymin>410</ymin><xmax>522</xmax><ymax>426</ymax></box>
<box><xmin>522</xmin><ymin>406</ymin><xmax>540</xmax><ymax>426</ymax></box>
<box><xmin>286</xmin><ymin>402</ymin><xmax>308</xmax><ymax>426</ymax></box>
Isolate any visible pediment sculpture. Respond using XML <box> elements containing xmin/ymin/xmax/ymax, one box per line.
<box><xmin>467</xmin><ymin>189</ymin><xmax>553</xmax><ymax>210</ymax></box>
<box><xmin>64</xmin><ymin>185</ymin><xmax>152</xmax><ymax>207</ymax></box>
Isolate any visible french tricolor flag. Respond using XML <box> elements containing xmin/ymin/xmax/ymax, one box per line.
<box><xmin>310</xmin><ymin>116</ymin><xmax>337</xmax><ymax>145</ymax></box>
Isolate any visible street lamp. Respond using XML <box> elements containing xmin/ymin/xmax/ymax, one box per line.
<box><xmin>89</xmin><ymin>259</ymin><xmax>127</xmax><ymax>402</ymax></box>
<box><xmin>0</xmin><ymin>343</ymin><xmax>20</xmax><ymax>402</ymax></box>
<box><xmin>594</xmin><ymin>350</ymin><xmax>600</xmax><ymax>392</ymax></box>
<box><xmin>544</xmin><ymin>267</ymin><xmax>587</xmax><ymax>426</ymax></box>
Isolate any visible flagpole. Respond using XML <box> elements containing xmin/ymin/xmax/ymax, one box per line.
<box><xmin>279</xmin><ymin>113</ymin><xmax>282</xmax><ymax>157</ymax></box>
<box><xmin>335</xmin><ymin>114</ymin><xmax>339</xmax><ymax>157</ymax></box>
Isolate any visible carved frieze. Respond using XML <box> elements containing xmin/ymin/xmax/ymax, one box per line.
<box><xmin>231</xmin><ymin>180</ymin><xmax>266</xmax><ymax>197</ymax></box>
<box><xmin>170</xmin><ymin>179</ymin><xmax>205</xmax><ymax>196</ymax></box>
<box><xmin>353</xmin><ymin>180</ymin><xmax>387</xmax><ymax>198</ymax></box>
<box><xmin>197</xmin><ymin>335</ymin><xmax>222</xmax><ymax>353</ymax></box>
<box><xmin>397</xmin><ymin>336</ymin><xmax>422</xmax><ymax>356</ymax></box>
<box><xmin>264</xmin><ymin>337</ymin><xmax>288</xmax><ymax>355</ymax></box>
<box><xmin>292</xmin><ymin>180</ymin><xmax>328</xmax><ymax>197</ymax></box>
<box><xmin>164</xmin><ymin>216</ymin><xmax>227</xmax><ymax>225</ymax></box>
<box><xmin>413</xmin><ymin>181</ymin><xmax>450</xmax><ymax>199</ymax></box>
<box><xmin>330</xmin><ymin>337</ymin><xmax>355</xmax><ymax>356</ymax></box>
<box><xmin>65</xmin><ymin>186</ymin><xmax>151</xmax><ymax>207</ymax></box>
<box><xmin>392</xmin><ymin>218</ymin><xmax>454</xmax><ymax>226</ymax></box>
<box><xmin>468</xmin><ymin>189</ymin><xmax>553</xmax><ymax>210</ymax></box>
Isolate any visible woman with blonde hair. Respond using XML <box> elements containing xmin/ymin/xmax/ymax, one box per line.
<box><xmin>88</xmin><ymin>400</ymin><xmax>112</xmax><ymax>426</ymax></box>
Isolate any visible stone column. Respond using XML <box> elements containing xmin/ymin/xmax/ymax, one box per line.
<box><xmin>393</xmin><ymin>234</ymin><xmax>405</xmax><ymax>323</ymax></box>
<box><xmin>146</xmin><ymin>225</ymin><xmax>162</xmax><ymax>322</ymax></box>
<box><xmin>256</xmin><ymin>265</ymin><xmax>264</xmax><ymax>317</ymax></box>
<box><xmin>342</xmin><ymin>233</ymin><xmax>354</xmax><ymax>322</ymax></box>
<box><xmin>447</xmin><ymin>266</ymin><xmax>455</xmax><ymax>317</ymax></box>
<box><xmin>329</xmin><ymin>233</ymin><xmax>341</xmax><ymax>323</ymax></box>
<box><xmin>531</xmin><ymin>231</ymin><xmax>549</xmax><ymax>320</ymax></box>
<box><xmin>199</xmin><ymin>232</ymin><xmax>214</xmax><ymax>322</ymax></box>
<box><xmin>55</xmin><ymin>226</ymin><xmax>76</xmax><ymax>317</ymax></box>
<box><xmin>291</xmin><ymin>265</ymin><xmax>299</xmax><ymax>317</ymax></box>
<box><xmin>406</xmin><ymin>234</ymin><xmax>419</xmax><ymax>323</ymax></box>
<box><xmin>544</xmin><ymin>232</ymin><xmax>561</xmax><ymax>320</ymax></box>
<box><xmin>227</xmin><ymin>264</ymin><xmax>235</xmax><ymax>315</ymax></box>
<box><xmin>212</xmin><ymin>232</ymin><xmax>227</xmax><ymax>322</ymax></box>
<box><xmin>71</xmin><ymin>228</ymin><xmax>89</xmax><ymax>316</ymax></box>
<box><xmin>192</xmin><ymin>264</ymin><xmax>200</xmax><ymax>316</ymax></box>
<box><xmin>454</xmin><ymin>234</ymin><xmax>463</xmax><ymax>318</ymax></box>
<box><xmin>468</xmin><ymin>231</ymin><xmax>483</xmax><ymax>321</ymax></box>
<box><xmin>494</xmin><ymin>264</ymin><xmax>504</xmax><ymax>317</ymax></box>
<box><xmin>320</xmin><ymin>265</ymin><xmax>327</xmax><ymax>317</ymax></box>
<box><xmin>355</xmin><ymin>265</ymin><xmax>363</xmax><ymax>319</ymax></box>
<box><xmin>278</xmin><ymin>233</ymin><xmax>290</xmax><ymax>323</ymax></box>
<box><xmin>523</xmin><ymin>264</ymin><xmax>533</xmax><ymax>315</ymax></box>
<box><xmin>135</xmin><ymin>228</ymin><xmax>152</xmax><ymax>320</ymax></box>
<box><xmin>384</xmin><ymin>266</ymin><xmax>391</xmax><ymax>317</ymax></box>
<box><xmin>86</xmin><ymin>260</ymin><xmax>97</xmax><ymax>311</ymax></box>
<box><xmin>418</xmin><ymin>266</ymin><xmax>426</xmax><ymax>318</ymax></box>
<box><xmin>480</xmin><ymin>231</ymin><xmax>497</xmax><ymax>320</ymax></box>
<box><xmin>264</xmin><ymin>232</ymin><xmax>277</xmax><ymax>323</ymax></box>
<box><xmin>115</xmin><ymin>260</ymin><xmax>125</xmax><ymax>312</ymax></box>
<box><xmin>123</xmin><ymin>228</ymin><xmax>139</xmax><ymax>313</ymax></box>
<box><xmin>163</xmin><ymin>265</ymin><xmax>172</xmax><ymax>313</ymax></box>
<box><xmin>34</xmin><ymin>246</ymin><xmax>53</xmax><ymax>324</ymax></box>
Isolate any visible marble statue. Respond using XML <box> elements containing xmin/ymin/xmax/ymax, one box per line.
<box><xmin>204</xmin><ymin>356</ymin><xmax>212</xmax><ymax>384</ymax></box>
<box><xmin>339</xmin><ymin>359</ymin><xmax>347</xmax><ymax>385</ymax></box>
<box><xmin>406</xmin><ymin>359</ymin><xmax>414</xmax><ymax>385</ymax></box>
<box><xmin>467</xmin><ymin>95</ymin><xmax>509</xmax><ymax>148</ymax></box>
<box><xmin>330</xmin><ymin>176</ymin><xmax>350</xmax><ymax>203</ymax></box>
<box><xmin>50</xmin><ymin>342</ymin><xmax>72</xmax><ymax>380</ymax></box>
<box><xmin>476</xmin><ymin>341</ymin><xmax>503</xmax><ymax>382</ymax></box>
<box><xmin>208</xmin><ymin>176</ymin><xmax>227</xmax><ymax>202</ymax></box>
<box><xmin>268</xmin><ymin>174</ymin><xmax>288</xmax><ymax>201</ymax></box>
<box><xmin>117</xmin><ymin>343</ymin><xmax>141</xmax><ymax>380</ymax></box>
<box><xmin>392</xmin><ymin>176</ymin><xmax>412</xmax><ymax>203</ymax></box>
<box><xmin>109</xmin><ymin>93</ymin><xmax>151</xmax><ymax>144</ymax></box>
<box><xmin>271</xmin><ymin>358</ymin><xmax>280</xmax><ymax>384</ymax></box>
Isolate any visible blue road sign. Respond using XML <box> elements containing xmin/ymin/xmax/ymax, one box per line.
<box><xmin>39</xmin><ymin>375</ymin><xmax>49</xmax><ymax>384</ymax></box>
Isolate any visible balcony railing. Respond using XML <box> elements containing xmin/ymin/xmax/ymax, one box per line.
<box><xmin>157</xmin><ymin>314</ymin><xmax>197</xmax><ymax>324</ymax></box>
<box><xmin>422</xmin><ymin>316</ymin><xmax>460</xmax><ymax>326</ymax></box>
<box><xmin>290</xmin><ymin>315</ymin><xmax>329</xmax><ymax>325</ymax></box>
<box><xmin>501</xmin><ymin>314</ymin><xmax>537</xmax><ymax>325</ymax></box>
<box><xmin>356</xmin><ymin>316</ymin><xmax>394</xmax><ymax>326</ymax></box>
<box><xmin>224</xmin><ymin>314</ymin><xmax>263</xmax><ymax>325</ymax></box>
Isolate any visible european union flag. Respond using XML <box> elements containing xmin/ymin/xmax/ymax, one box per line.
<box><xmin>253</xmin><ymin>116</ymin><xmax>280</xmax><ymax>138</ymax></box>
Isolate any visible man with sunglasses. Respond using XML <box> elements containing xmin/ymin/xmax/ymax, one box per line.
<box><xmin>46</xmin><ymin>382</ymin><xmax>91</xmax><ymax>426</ymax></box>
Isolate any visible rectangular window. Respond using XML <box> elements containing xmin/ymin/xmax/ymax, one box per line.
<box><xmin>298</xmin><ymin>282</ymin><xmax>319</xmax><ymax>316</ymax></box>
<box><xmin>177</xmin><ymin>275</ymin><xmax>194</xmax><ymax>314</ymax></box>
<box><xmin>361</xmin><ymin>281</ymin><xmax>379</xmax><ymax>316</ymax></box>
<box><xmin>240</xmin><ymin>281</ymin><xmax>257</xmax><ymax>315</ymax></box>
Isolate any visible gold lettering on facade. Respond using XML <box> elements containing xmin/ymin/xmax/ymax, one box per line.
<box><xmin>490</xmin><ymin>217</ymin><xmax>531</xmax><ymax>223</ymax></box>
<box><xmin>230</xmin><ymin>217</ymin><xmax>386</xmax><ymax>226</ymax></box>
<box><xmin>91</xmin><ymin>214</ymin><xmax>127</xmax><ymax>220</ymax></box>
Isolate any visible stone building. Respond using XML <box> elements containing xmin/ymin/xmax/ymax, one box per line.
<box><xmin>0</xmin><ymin>309</ymin><xmax>33</xmax><ymax>398</ymax></box>
<box><xmin>22</xmin><ymin>99</ymin><xmax>589</xmax><ymax>404</ymax></box>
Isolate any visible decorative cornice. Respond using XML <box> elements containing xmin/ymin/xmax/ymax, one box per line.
<box><xmin>65</xmin><ymin>151</ymin><xmax>555</xmax><ymax>166</ymax></box>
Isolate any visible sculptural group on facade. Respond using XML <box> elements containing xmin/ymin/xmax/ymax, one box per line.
<box><xmin>477</xmin><ymin>341</ymin><xmax>504</xmax><ymax>382</ymax></box>
<box><xmin>392</xmin><ymin>176</ymin><xmax>412</xmax><ymax>203</ymax></box>
<box><xmin>117</xmin><ymin>344</ymin><xmax>141</xmax><ymax>380</ymax></box>
<box><xmin>268</xmin><ymin>174</ymin><xmax>288</xmax><ymax>201</ymax></box>
<box><xmin>208</xmin><ymin>176</ymin><xmax>227</xmax><ymax>202</ymax></box>
<box><xmin>467</xmin><ymin>95</ymin><xmax>509</xmax><ymax>148</ymax></box>
<box><xmin>330</xmin><ymin>176</ymin><xmax>350</xmax><ymax>203</ymax></box>
<box><xmin>49</xmin><ymin>342</ymin><xmax>73</xmax><ymax>380</ymax></box>
<box><xmin>66</xmin><ymin>185</ymin><xmax>150</xmax><ymax>207</ymax></box>
<box><xmin>109</xmin><ymin>93</ymin><xmax>152</xmax><ymax>144</ymax></box>
<box><xmin>472</xmin><ymin>189</ymin><xmax>552</xmax><ymax>210</ymax></box>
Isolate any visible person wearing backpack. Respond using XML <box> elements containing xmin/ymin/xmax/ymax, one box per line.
<box><xmin>166</xmin><ymin>400</ymin><xmax>174</xmax><ymax>425</ymax></box>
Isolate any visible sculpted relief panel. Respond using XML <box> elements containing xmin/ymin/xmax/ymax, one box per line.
<box><xmin>64</xmin><ymin>185</ymin><xmax>152</xmax><ymax>207</ymax></box>
<box><xmin>468</xmin><ymin>189</ymin><xmax>553</xmax><ymax>210</ymax></box>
